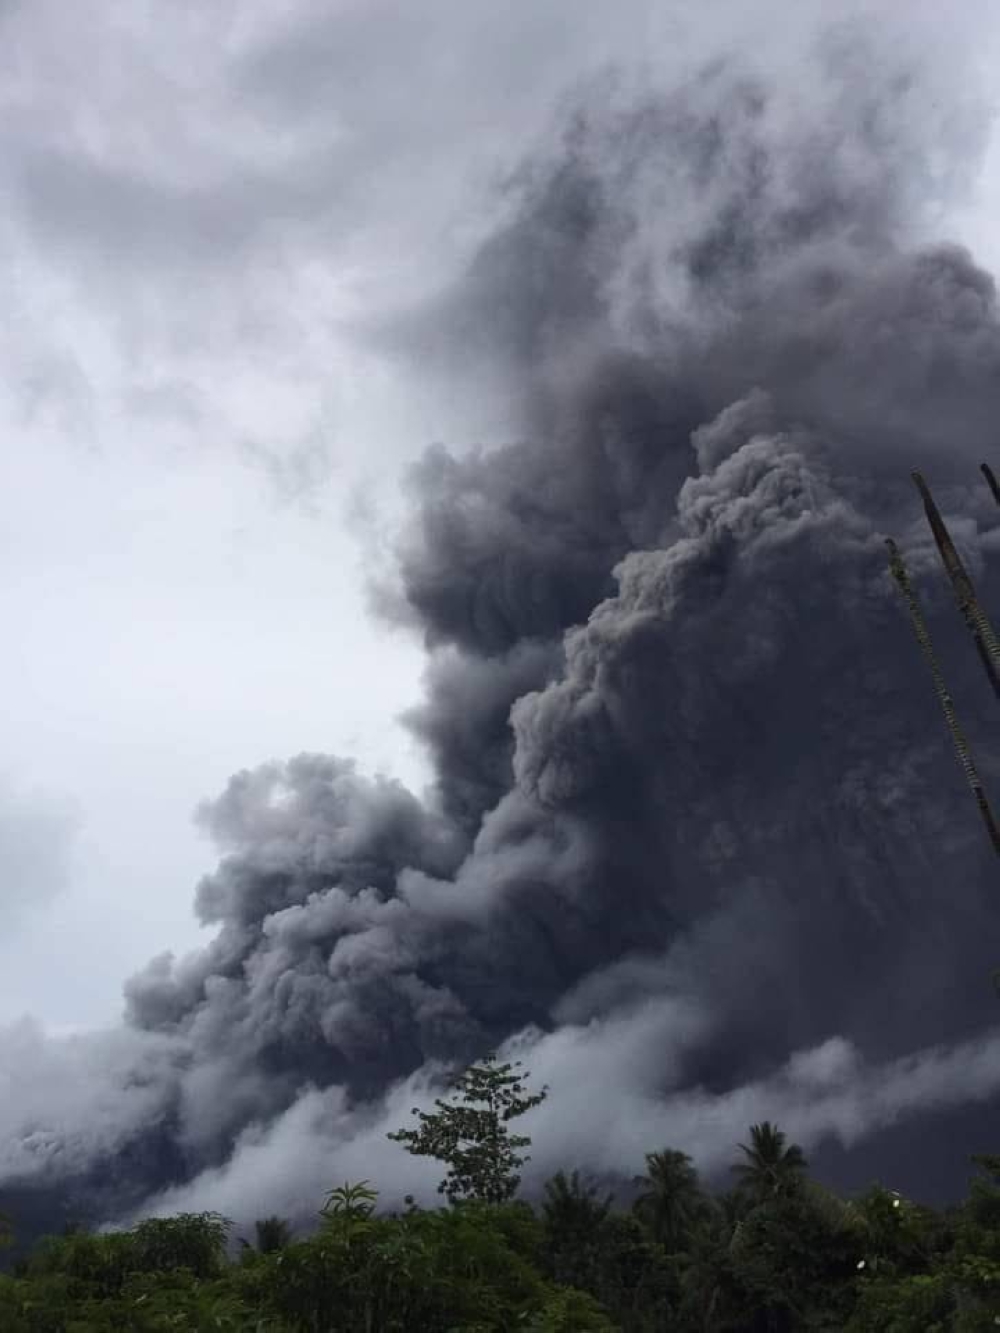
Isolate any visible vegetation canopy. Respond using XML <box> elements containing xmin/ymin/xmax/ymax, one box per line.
<box><xmin>2</xmin><ymin>1053</ymin><xmax>1000</xmax><ymax>1330</ymax></box>
<box><xmin>386</xmin><ymin>1053</ymin><xmax>549</xmax><ymax>1205</ymax></box>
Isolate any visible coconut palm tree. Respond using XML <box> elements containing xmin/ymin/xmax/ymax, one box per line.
<box><xmin>253</xmin><ymin>1215</ymin><xmax>292</xmax><ymax>1253</ymax></box>
<box><xmin>730</xmin><ymin>1122</ymin><xmax>808</xmax><ymax>1204</ymax></box>
<box><xmin>541</xmin><ymin>1169</ymin><xmax>614</xmax><ymax>1241</ymax></box>
<box><xmin>539</xmin><ymin>1169</ymin><xmax>615</xmax><ymax>1290</ymax></box>
<box><xmin>632</xmin><ymin>1148</ymin><xmax>712</xmax><ymax>1252</ymax></box>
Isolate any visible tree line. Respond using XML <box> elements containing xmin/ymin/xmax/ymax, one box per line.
<box><xmin>0</xmin><ymin>1052</ymin><xmax>997</xmax><ymax>1329</ymax></box>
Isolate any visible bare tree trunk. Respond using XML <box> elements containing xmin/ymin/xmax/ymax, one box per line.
<box><xmin>886</xmin><ymin>536</ymin><xmax>1000</xmax><ymax>856</ymax></box>
<box><xmin>981</xmin><ymin>462</ymin><xmax>1000</xmax><ymax>508</ymax></box>
<box><xmin>703</xmin><ymin>1282</ymin><xmax>719</xmax><ymax>1331</ymax></box>
<box><xmin>912</xmin><ymin>471</ymin><xmax>1000</xmax><ymax>700</ymax></box>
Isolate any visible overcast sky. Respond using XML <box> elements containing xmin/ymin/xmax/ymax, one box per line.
<box><xmin>1</xmin><ymin>0</ymin><xmax>999</xmax><ymax>1037</ymax></box>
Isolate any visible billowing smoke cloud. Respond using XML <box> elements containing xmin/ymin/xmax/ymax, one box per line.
<box><xmin>5</xmin><ymin>18</ymin><xmax>1000</xmax><ymax>1234</ymax></box>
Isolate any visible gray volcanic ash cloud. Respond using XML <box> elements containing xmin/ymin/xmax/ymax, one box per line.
<box><xmin>5</xmin><ymin>21</ymin><xmax>1000</xmax><ymax>1230</ymax></box>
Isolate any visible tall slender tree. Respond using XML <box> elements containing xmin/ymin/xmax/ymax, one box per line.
<box><xmin>886</xmin><ymin>536</ymin><xmax>1000</xmax><ymax>856</ymax></box>
<box><xmin>387</xmin><ymin>1054</ymin><xmax>548</xmax><ymax>1205</ymax></box>
<box><xmin>911</xmin><ymin>470</ymin><xmax>1000</xmax><ymax>700</ymax></box>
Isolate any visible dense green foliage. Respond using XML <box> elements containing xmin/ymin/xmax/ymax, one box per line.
<box><xmin>386</xmin><ymin>1054</ymin><xmax>548</xmax><ymax>1205</ymax></box>
<box><xmin>2</xmin><ymin>1055</ymin><xmax>1000</xmax><ymax>1330</ymax></box>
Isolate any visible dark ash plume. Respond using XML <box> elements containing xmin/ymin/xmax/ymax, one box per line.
<box><xmin>4</xmin><ymin>25</ymin><xmax>1000</xmax><ymax>1231</ymax></box>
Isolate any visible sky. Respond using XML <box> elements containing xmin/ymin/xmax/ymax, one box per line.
<box><xmin>5</xmin><ymin>0</ymin><xmax>1000</xmax><ymax>1235</ymax></box>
